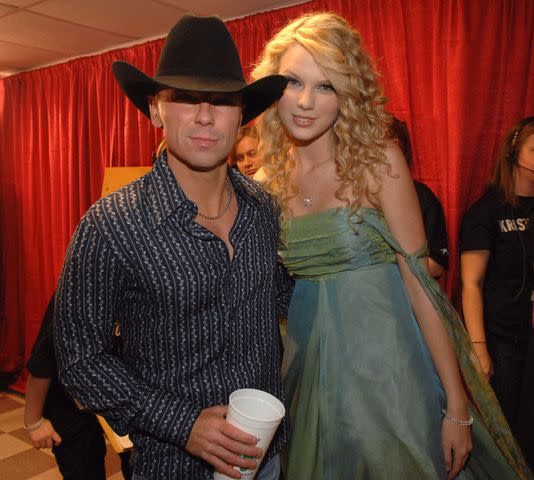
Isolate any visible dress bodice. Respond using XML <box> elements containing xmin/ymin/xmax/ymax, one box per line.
<box><xmin>279</xmin><ymin>207</ymin><xmax>396</xmax><ymax>279</ymax></box>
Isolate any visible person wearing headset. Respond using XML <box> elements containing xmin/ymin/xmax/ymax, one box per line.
<box><xmin>460</xmin><ymin>116</ymin><xmax>534</xmax><ymax>467</ymax></box>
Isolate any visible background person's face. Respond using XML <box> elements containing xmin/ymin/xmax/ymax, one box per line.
<box><xmin>150</xmin><ymin>89</ymin><xmax>242</xmax><ymax>171</ymax></box>
<box><xmin>235</xmin><ymin>136</ymin><xmax>261</xmax><ymax>176</ymax></box>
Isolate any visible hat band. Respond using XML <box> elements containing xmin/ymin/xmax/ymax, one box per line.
<box><xmin>153</xmin><ymin>75</ymin><xmax>247</xmax><ymax>93</ymax></box>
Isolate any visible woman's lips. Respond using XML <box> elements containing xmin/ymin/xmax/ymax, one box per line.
<box><xmin>292</xmin><ymin>115</ymin><xmax>316</xmax><ymax>127</ymax></box>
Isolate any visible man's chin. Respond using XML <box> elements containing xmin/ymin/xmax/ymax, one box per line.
<box><xmin>167</xmin><ymin>148</ymin><xmax>229</xmax><ymax>172</ymax></box>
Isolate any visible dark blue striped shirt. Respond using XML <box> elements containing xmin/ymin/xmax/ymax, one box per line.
<box><xmin>55</xmin><ymin>152</ymin><xmax>291</xmax><ymax>479</ymax></box>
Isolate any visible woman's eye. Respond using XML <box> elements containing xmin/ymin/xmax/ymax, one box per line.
<box><xmin>286</xmin><ymin>76</ymin><xmax>301</xmax><ymax>86</ymax></box>
<box><xmin>319</xmin><ymin>83</ymin><xmax>335</xmax><ymax>92</ymax></box>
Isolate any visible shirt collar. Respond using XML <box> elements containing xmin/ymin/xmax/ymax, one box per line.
<box><xmin>227</xmin><ymin>166</ymin><xmax>264</xmax><ymax>209</ymax></box>
<box><xmin>145</xmin><ymin>150</ymin><xmax>189</xmax><ymax>230</ymax></box>
<box><xmin>145</xmin><ymin>151</ymin><xmax>265</xmax><ymax>231</ymax></box>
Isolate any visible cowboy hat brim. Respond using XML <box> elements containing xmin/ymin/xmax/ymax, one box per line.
<box><xmin>112</xmin><ymin>61</ymin><xmax>287</xmax><ymax>125</ymax></box>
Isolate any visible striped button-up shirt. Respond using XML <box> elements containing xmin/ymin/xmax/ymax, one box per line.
<box><xmin>55</xmin><ymin>152</ymin><xmax>291</xmax><ymax>479</ymax></box>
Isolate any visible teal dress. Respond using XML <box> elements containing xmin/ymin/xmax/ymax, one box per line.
<box><xmin>280</xmin><ymin>207</ymin><xmax>530</xmax><ymax>480</ymax></box>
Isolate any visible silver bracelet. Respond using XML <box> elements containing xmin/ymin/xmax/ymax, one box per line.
<box><xmin>441</xmin><ymin>409</ymin><xmax>473</xmax><ymax>426</ymax></box>
<box><xmin>24</xmin><ymin>417</ymin><xmax>45</xmax><ymax>432</ymax></box>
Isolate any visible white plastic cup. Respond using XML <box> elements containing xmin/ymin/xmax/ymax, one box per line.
<box><xmin>213</xmin><ymin>388</ymin><xmax>285</xmax><ymax>480</ymax></box>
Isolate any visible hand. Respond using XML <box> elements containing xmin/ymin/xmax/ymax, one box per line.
<box><xmin>28</xmin><ymin>419</ymin><xmax>62</xmax><ymax>449</ymax></box>
<box><xmin>186</xmin><ymin>405</ymin><xmax>262</xmax><ymax>479</ymax></box>
<box><xmin>441</xmin><ymin>409</ymin><xmax>473</xmax><ymax>479</ymax></box>
<box><xmin>472</xmin><ymin>343</ymin><xmax>493</xmax><ymax>378</ymax></box>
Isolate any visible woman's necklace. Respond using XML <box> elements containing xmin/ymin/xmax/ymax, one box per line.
<box><xmin>303</xmin><ymin>196</ymin><xmax>313</xmax><ymax>208</ymax></box>
<box><xmin>197</xmin><ymin>178</ymin><xmax>232</xmax><ymax>220</ymax></box>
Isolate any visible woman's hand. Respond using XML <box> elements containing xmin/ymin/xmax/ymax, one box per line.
<box><xmin>28</xmin><ymin>419</ymin><xmax>62</xmax><ymax>449</ymax></box>
<box><xmin>441</xmin><ymin>408</ymin><xmax>473</xmax><ymax>479</ymax></box>
<box><xmin>472</xmin><ymin>343</ymin><xmax>494</xmax><ymax>378</ymax></box>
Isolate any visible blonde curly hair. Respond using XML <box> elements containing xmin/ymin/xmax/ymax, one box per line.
<box><xmin>251</xmin><ymin>12</ymin><xmax>391</xmax><ymax>223</ymax></box>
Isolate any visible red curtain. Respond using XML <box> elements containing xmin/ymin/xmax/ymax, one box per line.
<box><xmin>1</xmin><ymin>0</ymin><xmax>533</xmax><ymax>388</ymax></box>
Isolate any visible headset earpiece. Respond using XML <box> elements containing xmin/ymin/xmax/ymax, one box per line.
<box><xmin>511</xmin><ymin>129</ymin><xmax>520</xmax><ymax>147</ymax></box>
<box><xmin>508</xmin><ymin>116</ymin><xmax>534</xmax><ymax>162</ymax></box>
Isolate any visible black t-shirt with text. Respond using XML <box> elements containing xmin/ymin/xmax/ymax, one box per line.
<box><xmin>460</xmin><ymin>188</ymin><xmax>534</xmax><ymax>341</ymax></box>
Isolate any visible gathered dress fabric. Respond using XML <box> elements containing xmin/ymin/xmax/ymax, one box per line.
<box><xmin>279</xmin><ymin>207</ymin><xmax>531</xmax><ymax>480</ymax></box>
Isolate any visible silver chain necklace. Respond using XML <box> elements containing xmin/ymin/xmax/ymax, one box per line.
<box><xmin>197</xmin><ymin>178</ymin><xmax>232</xmax><ymax>221</ymax></box>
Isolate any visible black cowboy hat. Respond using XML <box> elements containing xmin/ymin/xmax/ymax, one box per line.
<box><xmin>112</xmin><ymin>15</ymin><xmax>287</xmax><ymax>125</ymax></box>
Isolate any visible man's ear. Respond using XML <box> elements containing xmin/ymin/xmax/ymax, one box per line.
<box><xmin>148</xmin><ymin>97</ymin><xmax>163</xmax><ymax>128</ymax></box>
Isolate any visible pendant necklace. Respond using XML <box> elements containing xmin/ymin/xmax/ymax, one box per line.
<box><xmin>303</xmin><ymin>196</ymin><xmax>313</xmax><ymax>208</ymax></box>
<box><xmin>197</xmin><ymin>178</ymin><xmax>232</xmax><ymax>220</ymax></box>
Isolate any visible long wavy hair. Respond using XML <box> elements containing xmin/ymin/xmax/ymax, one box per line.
<box><xmin>490</xmin><ymin>116</ymin><xmax>534</xmax><ymax>207</ymax></box>
<box><xmin>251</xmin><ymin>12</ymin><xmax>391</xmax><ymax>223</ymax></box>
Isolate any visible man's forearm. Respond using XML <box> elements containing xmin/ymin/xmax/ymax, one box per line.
<box><xmin>59</xmin><ymin>352</ymin><xmax>201</xmax><ymax>448</ymax></box>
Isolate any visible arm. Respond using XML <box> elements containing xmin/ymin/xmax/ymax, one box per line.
<box><xmin>25</xmin><ymin>296</ymin><xmax>61</xmax><ymax>449</ymax></box>
<box><xmin>460</xmin><ymin>250</ymin><xmax>493</xmax><ymax>377</ymax></box>
<box><xmin>428</xmin><ymin>258</ymin><xmax>445</xmax><ymax>278</ymax></box>
<box><xmin>24</xmin><ymin>374</ymin><xmax>62</xmax><ymax>449</ymax></box>
<box><xmin>376</xmin><ymin>144</ymin><xmax>471</xmax><ymax>479</ymax></box>
<box><xmin>56</xmin><ymin>211</ymin><xmax>258</xmax><ymax>478</ymax></box>
<box><xmin>55</xmin><ymin>213</ymin><xmax>200</xmax><ymax>446</ymax></box>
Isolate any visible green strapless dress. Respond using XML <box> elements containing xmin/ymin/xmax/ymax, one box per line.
<box><xmin>279</xmin><ymin>207</ymin><xmax>531</xmax><ymax>480</ymax></box>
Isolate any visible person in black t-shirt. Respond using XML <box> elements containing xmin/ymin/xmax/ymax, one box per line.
<box><xmin>389</xmin><ymin>117</ymin><xmax>449</xmax><ymax>277</ymax></box>
<box><xmin>414</xmin><ymin>181</ymin><xmax>449</xmax><ymax>277</ymax></box>
<box><xmin>25</xmin><ymin>295</ymin><xmax>132</xmax><ymax>479</ymax></box>
<box><xmin>460</xmin><ymin>116</ymin><xmax>534</xmax><ymax>467</ymax></box>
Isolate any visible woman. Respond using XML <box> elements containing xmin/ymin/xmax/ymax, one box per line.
<box><xmin>231</xmin><ymin>124</ymin><xmax>262</xmax><ymax>177</ymax></box>
<box><xmin>252</xmin><ymin>12</ymin><xmax>529</xmax><ymax>479</ymax></box>
<box><xmin>461</xmin><ymin>117</ymin><xmax>534</xmax><ymax>469</ymax></box>
<box><xmin>25</xmin><ymin>295</ymin><xmax>132</xmax><ymax>480</ymax></box>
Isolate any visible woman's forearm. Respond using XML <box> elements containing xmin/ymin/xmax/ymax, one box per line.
<box><xmin>24</xmin><ymin>374</ymin><xmax>52</xmax><ymax>425</ymax></box>
<box><xmin>398</xmin><ymin>257</ymin><xmax>468</xmax><ymax>414</ymax></box>
<box><xmin>461</xmin><ymin>285</ymin><xmax>486</xmax><ymax>342</ymax></box>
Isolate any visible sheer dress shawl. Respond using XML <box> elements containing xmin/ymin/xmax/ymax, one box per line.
<box><xmin>361</xmin><ymin>208</ymin><xmax>532</xmax><ymax>479</ymax></box>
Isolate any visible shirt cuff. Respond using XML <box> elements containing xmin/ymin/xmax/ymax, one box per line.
<box><xmin>133</xmin><ymin>389</ymin><xmax>202</xmax><ymax>448</ymax></box>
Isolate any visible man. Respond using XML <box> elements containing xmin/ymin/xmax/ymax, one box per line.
<box><xmin>55</xmin><ymin>15</ymin><xmax>290</xmax><ymax>480</ymax></box>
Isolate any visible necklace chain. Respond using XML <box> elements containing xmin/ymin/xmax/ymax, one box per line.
<box><xmin>303</xmin><ymin>196</ymin><xmax>313</xmax><ymax>208</ymax></box>
<box><xmin>197</xmin><ymin>178</ymin><xmax>232</xmax><ymax>221</ymax></box>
